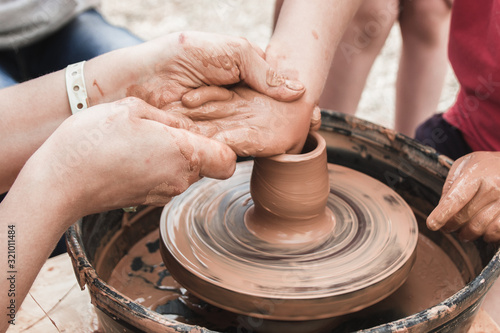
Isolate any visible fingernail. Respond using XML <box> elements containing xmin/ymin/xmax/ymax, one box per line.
<box><xmin>285</xmin><ymin>80</ymin><xmax>305</xmax><ymax>91</ymax></box>
<box><xmin>458</xmin><ymin>233</ymin><xmax>471</xmax><ymax>242</ymax></box>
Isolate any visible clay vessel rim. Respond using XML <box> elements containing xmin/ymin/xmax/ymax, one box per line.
<box><xmin>159</xmin><ymin>162</ymin><xmax>420</xmax><ymax>302</ymax></box>
<box><xmin>267</xmin><ymin>131</ymin><xmax>325</xmax><ymax>163</ymax></box>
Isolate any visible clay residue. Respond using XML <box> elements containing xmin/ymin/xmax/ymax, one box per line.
<box><xmin>468</xmin><ymin>308</ymin><xmax>500</xmax><ymax>333</ymax></box>
<box><xmin>106</xmin><ymin>225</ymin><xmax>465</xmax><ymax>332</ymax></box>
<box><xmin>125</xmin><ymin>83</ymin><xmax>175</xmax><ymax>110</ymax></box>
<box><xmin>370</xmin><ymin>234</ymin><xmax>465</xmax><ymax>315</ymax></box>
<box><xmin>108</xmin><ymin>230</ymin><xmax>183</xmax><ymax>310</ymax></box>
<box><xmin>186</xmin><ymin>46</ymin><xmax>238</xmax><ymax>70</ymax></box>
<box><xmin>126</xmin><ymin>84</ymin><xmax>152</xmax><ymax>103</ymax></box>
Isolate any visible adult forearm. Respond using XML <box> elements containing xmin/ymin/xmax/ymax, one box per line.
<box><xmin>0</xmin><ymin>30</ymin><xmax>306</xmax><ymax>191</ymax></box>
<box><xmin>0</xmin><ymin>44</ymin><xmax>146</xmax><ymax>193</ymax></box>
<box><xmin>267</xmin><ymin>0</ymin><xmax>363</xmax><ymax>105</ymax></box>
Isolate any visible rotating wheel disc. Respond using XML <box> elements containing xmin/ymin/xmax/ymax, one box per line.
<box><xmin>160</xmin><ymin>162</ymin><xmax>418</xmax><ymax>320</ymax></box>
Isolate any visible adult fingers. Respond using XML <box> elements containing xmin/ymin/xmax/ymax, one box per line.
<box><xmin>182</xmin><ymin>86</ymin><xmax>233</xmax><ymax>108</ymax></box>
<box><xmin>248</xmin><ymin>41</ymin><xmax>266</xmax><ymax>59</ymax></box>
<box><xmin>310</xmin><ymin>105</ymin><xmax>322</xmax><ymax>131</ymax></box>
<box><xmin>187</xmin><ymin>129</ymin><xmax>237</xmax><ymax>179</ymax></box>
<box><xmin>441</xmin><ymin>154</ymin><xmax>472</xmax><ymax>198</ymax></box>
<box><xmin>236</xmin><ymin>43</ymin><xmax>305</xmax><ymax>102</ymax></box>
<box><xmin>176</xmin><ymin>33</ymin><xmax>304</xmax><ymax>102</ymax></box>
<box><xmin>454</xmin><ymin>183</ymin><xmax>498</xmax><ymax>224</ymax></box>
<box><xmin>141</xmin><ymin>127</ymin><xmax>236</xmax><ymax>206</ymax></box>
<box><xmin>212</xmin><ymin>127</ymin><xmax>290</xmax><ymax>157</ymax></box>
<box><xmin>123</xmin><ymin>97</ymin><xmax>237</xmax><ymax>178</ymax></box>
<box><xmin>457</xmin><ymin>202</ymin><xmax>500</xmax><ymax>241</ymax></box>
<box><xmin>120</xmin><ymin>97</ymin><xmax>199</xmax><ymax>131</ymax></box>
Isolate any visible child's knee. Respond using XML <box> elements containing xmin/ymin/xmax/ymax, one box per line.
<box><xmin>400</xmin><ymin>0</ymin><xmax>452</xmax><ymax>46</ymax></box>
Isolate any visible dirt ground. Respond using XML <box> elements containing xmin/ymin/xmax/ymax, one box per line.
<box><xmin>99</xmin><ymin>0</ymin><xmax>459</xmax><ymax>130</ymax></box>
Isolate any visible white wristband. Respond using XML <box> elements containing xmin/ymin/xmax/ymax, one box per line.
<box><xmin>65</xmin><ymin>61</ymin><xmax>89</xmax><ymax>114</ymax></box>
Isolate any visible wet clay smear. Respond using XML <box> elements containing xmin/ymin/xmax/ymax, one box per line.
<box><xmin>107</xmin><ymin>228</ymin><xmax>465</xmax><ymax>332</ymax></box>
<box><xmin>107</xmin><ymin>229</ymin><xmax>245</xmax><ymax>331</ymax></box>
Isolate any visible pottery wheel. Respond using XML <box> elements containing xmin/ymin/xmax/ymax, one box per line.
<box><xmin>160</xmin><ymin>161</ymin><xmax>418</xmax><ymax>321</ymax></box>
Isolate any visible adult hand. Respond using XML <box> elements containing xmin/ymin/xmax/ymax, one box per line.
<box><xmin>0</xmin><ymin>97</ymin><xmax>235</xmax><ymax>326</ymax></box>
<box><xmin>427</xmin><ymin>152</ymin><xmax>500</xmax><ymax>242</ymax></box>
<box><xmin>21</xmin><ymin>97</ymin><xmax>236</xmax><ymax>221</ymax></box>
<box><xmin>163</xmin><ymin>85</ymin><xmax>317</xmax><ymax>157</ymax></box>
<box><xmin>111</xmin><ymin>32</ymin><xmax>306</xmax><ymax>109</ymax></box>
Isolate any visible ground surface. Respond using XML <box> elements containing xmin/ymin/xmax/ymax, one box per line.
<box><xmin>6</xmin><ymin>3</ymin><xmax>499</xmax><ymax>333</ymax></box>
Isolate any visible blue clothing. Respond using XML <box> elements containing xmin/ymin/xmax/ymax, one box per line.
<box><xmin>0</xmin><ymin>9</ymin><xmax>142</xmax><ymax>88</ymax></box>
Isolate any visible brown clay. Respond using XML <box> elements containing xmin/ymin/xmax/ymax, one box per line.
<box><xmin>427</xmin><ymin>151</ymin><xmax>500</xmax><ymax>242</ymax></box>
<box><xmin>107</xmin><ymin>225</ymin><xmax>464</xmax><ymax>332</ymax></box>
<box><xmin>159</xmin><ymin>133</ymin><xmax>418</xmax><ymax>320</ymax></box>
<box><xmin>266</xmin><ymin>67</ymin><xmax>286</xmax><ymax>87</ymax></box>
<box><xmin>93</xmin><ymin>79</ymin><xmax>104</xmax><ymax>97</ymax></box>
<box><xmin>107</xmin><ymin>230</ymin><xmax>184</xmax><ymax>312</ymax></box>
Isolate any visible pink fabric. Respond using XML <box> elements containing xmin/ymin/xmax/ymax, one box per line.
<box><xmin>444</xmin><ymin>0</ymin><xmax>500</xmax><ymax>151</ymax></box>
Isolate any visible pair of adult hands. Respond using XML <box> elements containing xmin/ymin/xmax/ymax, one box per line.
<box><xmin>19</xmin><ymin>32</ymin><xmax>316</xmax><ymax>223</ymax></box>
<box><xmin>126</xmin><ymin>31</ymin><xmax>318</xmax><ymax>156</ymax></box>
<box><xmin>20</xmin><ymin>32</ymin><xmax>499</xmax><ymax>243</ymax></box>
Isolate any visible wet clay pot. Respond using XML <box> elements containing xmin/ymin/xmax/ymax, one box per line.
<box><xmin>66</xmin><ymin>111</ymin><xmax>500</xmax><ymax>333</ymax></box>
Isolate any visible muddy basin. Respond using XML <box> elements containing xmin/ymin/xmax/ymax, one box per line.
<box><xmin>66</xmin><ymin>111</ymin><xmax>500</xmax><ymax>332</ymax></box>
